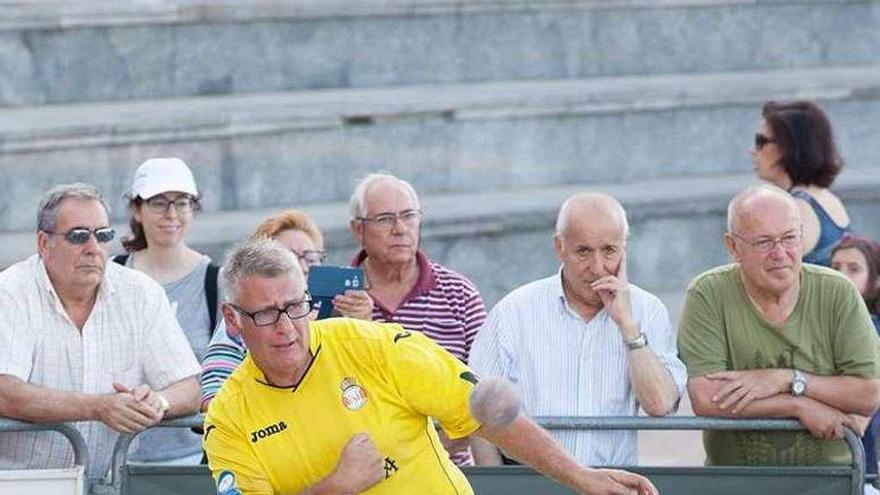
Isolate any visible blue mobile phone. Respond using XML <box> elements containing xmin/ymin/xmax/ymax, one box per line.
<box><xmin>307</xmin><ymin>266</ymin><xmax>366</xmax><ymax>319</ymax></box>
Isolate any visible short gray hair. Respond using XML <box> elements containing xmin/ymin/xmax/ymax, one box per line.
<box><xmin>555</xmin><ymin>192</ymin><xmax>629</xmax><ymax>237</ymax></box>
<box><xmin>349</xmin><ymin>173</ymin><xmax>421</xmax><ymax>219</ymax></box>
<box><xmin>37</xmin><ymin>183</ymin><xmax>108</xmax><ymax>232</ymax></box>
<box><xmin>222</xmin><ymin>237</ymin><xmax>303</xmax><ymax>304</ymax></box>
<box><xmin>727</xmin><ymin>184</ymin><xmax>798</xmax><ymax>232</ymax></box>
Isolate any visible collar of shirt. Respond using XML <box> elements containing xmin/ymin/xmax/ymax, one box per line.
<box><xmin>350</xmin><ymin>249</ymin><xmax>437</xmax><ymax>299</ymax></box>
<box><xmin>35</xmin><ymin>254</ymin><xmax>115</xmax><ymax>318</ymax></box>
<box><xmin>552</xmin><ymin>267</ymin><xmax>609</xmax><ymax>325</ymax></box>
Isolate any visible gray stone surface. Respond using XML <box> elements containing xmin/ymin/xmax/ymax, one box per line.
<box><xmin>0</xmin><ymin>66</ymin><xmax>878</xmax><ymax>232</ymax></box>
<box><xmin>1</xmin><ymin>0</ymin><xmax>878</xmax><ymax>105</ymax></box>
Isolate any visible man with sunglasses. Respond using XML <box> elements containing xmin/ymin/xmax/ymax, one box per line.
<box><xmin>679</xmin><ymin>185</ymin><xmax>880</xmax><ymax>469</ymax></box>
<box><xmin>204</xmin><ymin>237</ymin><xmax>657</xmax><ymax>495</ymax></box>
<box><xmin>0</xmin><ymin>183</ymin><xmax>201</xmax><ymax>481</ymax></box>
<box><xmin>346</xmin><ymin>173</ymin><xmax>487</xmax><ymax>466</ymax></box>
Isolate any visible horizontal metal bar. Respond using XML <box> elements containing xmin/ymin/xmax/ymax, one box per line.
<box><xmin>534</xmin><ymin>416</ymin><xmax>864</xmax><ymax>495</ymax></box>
<box><xmin>534</xmin><ymin>416</ymin><xmax>805</xmax><ymax>431</ymax></box>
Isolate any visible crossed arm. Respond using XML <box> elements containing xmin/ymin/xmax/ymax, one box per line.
<box><xmin>688</xmin><ymin>371</ymin><xmax>880</xmax><ymax>439</ymax></box>
<box><xmin>0</xmin><ymin>374</ymin><xmax>199</xmax><ymax>434</ymax></box>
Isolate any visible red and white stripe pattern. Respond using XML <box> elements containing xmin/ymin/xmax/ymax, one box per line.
<box><xmin>354</xmin><ymin>250</ymin><xmax>487</xmax><ymax>465</ymax></box>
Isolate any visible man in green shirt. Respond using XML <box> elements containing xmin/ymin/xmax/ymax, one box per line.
<box><xmin>678</xmin><ymin>185</ymin><xmax>880</xmax><ymax>466</ymax></box>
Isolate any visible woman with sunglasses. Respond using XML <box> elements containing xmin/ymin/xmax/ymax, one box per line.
<box><xmin>115</xmin><ymin>157</ymin><xmax>217</xmax><ymax>465</ymax></box>
<box><xmin>200</xmin><ymin>209</ymin><xmax>373</xmax><ymax>411</ymax></box>
<box><xmin>750</xmin><ymin>100</ymin><xmax>850</xmax><ymax>266</ymax></box>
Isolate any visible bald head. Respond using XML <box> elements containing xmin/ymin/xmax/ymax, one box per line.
<box><xmin>556</xmin><ymin>192</ymin><xmax>629</xmax><ymax>237</ymax></box>
<box><xmin>727</xmin><ymin>185</ymin><xmax>800</xmax><ymax>234</ymax></box>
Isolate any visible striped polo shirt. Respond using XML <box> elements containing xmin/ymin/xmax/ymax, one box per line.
<box><xmin>351</xmin><ymin>250</ymin><xmax>486</xmax><ymax>364</ymax></box>
<box><xmin>352</xmin><ymin>250</ymin><xmax>487</xmax><ymax>465</ymax></box>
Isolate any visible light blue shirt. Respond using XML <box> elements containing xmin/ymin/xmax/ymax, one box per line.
<box><xmin>469</xmin><ymin>271</ymin><xmax>687</xmax><ymax>466</ymax></box>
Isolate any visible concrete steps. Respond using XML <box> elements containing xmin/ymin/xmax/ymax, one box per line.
<box><xmin>2</xmin><ymin>0</ymin><xmax>879</xmax><ymax>105</ymax></box>
<box><xmin>3</xmin><ymin>170</ymin><xmax>878</xmax><ymax>307</ymax></box>
<box><xmin>1</xmin><ymin>65</ymin><xmax>879</xmax><ymax>233</ymax></box>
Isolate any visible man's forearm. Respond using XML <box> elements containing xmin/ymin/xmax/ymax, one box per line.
<box><xmin>292</xmin><ymin>475</ymin><xmax>345</xmax><ymax>495</ymax></box>
<box><xmin>160</xmin><ymin>376</ymin><xmax>200</xmax><ymax>418</ymax></box>
<box><xmin>689</xmin><ymin>377</ymin><xmax>801</xmax><ymax>419</ymax></box>
<box><xmin>475</xmin><ymin>415</ymin><xmax>595</xmax><ymax>490</ymax></box>
<box><xmin>0</xmin><ymin>375</ymin><xmax>98</xmax><ymax>423</ymax></box>
<box><xmin>627</xmin><ymin>345</ymin><xmax>680</xmax><ymax>416</ymax></box>
<box><xmin>470</xmin><ymin>435</ymin><xmax>503</xmax><ymax>466</ymax></box>
<box><xmin>801</xmin><ymin>374</ymin><xmax>880</xmax><ymax>416</ymax></box>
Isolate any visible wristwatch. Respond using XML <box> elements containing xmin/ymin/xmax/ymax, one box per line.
<box><xmin>790</xmin><ymin>369</ymin><xmax>807</xmax><ymax>397</ymax></box>
<box><xmin>625</xmin><ymin>333</ymin><xmax>648</xmax><ymax>351</ymax></box>
<box><xmin>156</xmin><ymin>394</ymin><xmax>171</xmax><ymax>416</ymax></box>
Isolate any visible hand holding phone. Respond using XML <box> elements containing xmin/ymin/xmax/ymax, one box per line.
<box><xmin>307</xmin><ymin>266</ymin><xmax>367</xmax><ymax>319</ymax></box>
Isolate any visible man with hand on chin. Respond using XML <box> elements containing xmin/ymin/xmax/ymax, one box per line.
<box><xmin>678</xmin><ymin>185</ymin><xmax>880</xmax><ymax>468</ymax></box>
<box><xmin>469</xmin><ymin>192</ymin><xmax>686</xmax><ymax>466</ymax></box>
<box><xmin>0</xmin><ymin>183</ymin><xmax>201</xmax><ymax>480</ymax></box>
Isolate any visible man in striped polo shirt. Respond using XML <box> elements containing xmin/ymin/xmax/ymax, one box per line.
<box><xmin>469</xmin><ymin>192</ymin><xmax>687</xmax><ymax>466</ymax></box>
<box><xmin>347</xmin><ymin>173</ymin><xmax>487</xmax><ymax>466</ymax></box>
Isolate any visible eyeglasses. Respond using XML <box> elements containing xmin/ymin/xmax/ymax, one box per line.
<box><xmin>292</xmin><ymin>249</ymin><xmax>326</xmax><ymax>267</ymax></box>
<box><xmin>144</xmin><ymin>195</ymin><xmax>197</xmax><ymax>214</ymax></box>
<box><xmin>44</xmin><ymin>227</ymin><xmax>116</xmax><ymax>245</ymax></box>
<box><xmin>754</xmin><ymin>133</ymin><xmax>775</xmax><ymax>150</ymax></box>
<box><xmin>357</xmin><ymin>210</ymin><xmax>422</xmax><ymax>230</ymax></box>
<box><xmin>731</xmin><ymin>231</ymin><xmax>801</xmax><ymax>253</ymax></box>
<box><xmin>229</xmin><ymin>294</ymin><xmax>313</xmax><ymax>326</ymax></box>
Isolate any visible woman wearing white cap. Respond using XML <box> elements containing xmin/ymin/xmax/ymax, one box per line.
<box><xmin>116</xmin><ymin>157</ymin><xmax>217</xmax><ymax>465</ymax></box>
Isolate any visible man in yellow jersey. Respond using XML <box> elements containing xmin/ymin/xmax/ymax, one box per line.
<box><xmin>204</xmin><ymin>238</ymin><xmax>657</xmax><ymax>495</ymax></box>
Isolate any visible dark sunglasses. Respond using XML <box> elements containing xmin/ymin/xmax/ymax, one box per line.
<box><xmin>45</xmin><ymin>227</ymin><xmax>116</xmax><ymax>245</ymax></box>
<box><xmin>754</xmin><ymin>133</ymin><xmax>774</xmax><ymax>150</ymax></box>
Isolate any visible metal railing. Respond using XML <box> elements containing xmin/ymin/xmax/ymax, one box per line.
<box><xmin>100</xmin><ymin>414</ymin><xmax>868</xmax><ymax>495</ymax></box>
<box><xmin>536</xmin><ymin>416</ymin><xmax>865</xmax><ymax>495</ymax></box>
<box><xmin>0</xmin><ymin>418</ymin><xmax>90</xmax><ymax>495</ymax></box>
<box><xmin>101</xmin><ymin>415</ymin><xmax>205</xmax><ymax>495</ymax></box>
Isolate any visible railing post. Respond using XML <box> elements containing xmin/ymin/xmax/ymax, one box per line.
<box><xmin>100</xmin><ymin>414</ymin><xmax>206</xmax><ymax>495</ymax></box>
<box><xmin>0</xmin><ymin>418</ymin><xmax>89</xmax><ymax>495</ymax></box>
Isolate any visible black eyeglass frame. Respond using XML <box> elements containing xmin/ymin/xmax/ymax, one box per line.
<box><xmin>229</xmin><ymin>292</ymin><xmax>314</xmax><ymax>327</ymax></box>
<box><xmin>143</xmin><ymin>194</ymin><xmax>199</xmax><ymax>215</ymax></box>
<box><xmin>43</xmin><ymin>227</ymin><xmax>116</xmax><ymax>245</ymax></box>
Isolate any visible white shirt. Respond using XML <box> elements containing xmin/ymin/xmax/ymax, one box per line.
<box><xmin>469</xmin><ymin>271</ymin><xmax>687</xmax><ymax>466</ymax></box>
<box><xmin>0</xmin><ymin>255</ymin><xmax>201</xmax><ymax>479</ymax></box>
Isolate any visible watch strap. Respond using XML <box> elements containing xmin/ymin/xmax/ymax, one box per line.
<box><xmin>625</xmin><ymin>333</ymin><xmax>648</xmax><ymax>351</ymax></box>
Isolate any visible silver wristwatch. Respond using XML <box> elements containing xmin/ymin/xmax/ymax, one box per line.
<box><xmin>791</xmin><ymin>369</ymin><xmax>807</xmax><ymax>397</ymax></box>
<box><xmin>625</xmin><ymin>333</ymin><xmax>648</xmax><ymax>351</ymax></box>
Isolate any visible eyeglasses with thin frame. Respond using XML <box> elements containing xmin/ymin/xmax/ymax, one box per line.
<box><xmin>292</xmin><ymin>249</ymin><xmax>326</xmax><ymax>267</ymax></box>
<box><xmin>731</xmin><ymin>231</ymin><xmax>801</xmax><ymax>253</ymax></box>
<box><xmin>144</xmin><ymin>195</ymin><xmax>197</xmax><ymax>214</ymax></box>
<box><xmin>754</xmin><ymin>133</ymin><xmax>775</xmax><ymax>150</ymax></box>
<box><xmin>43</xmin><ymin>227</ymin><xmax>116</xmax><ymax>245</ymax></box>
<box><xmin>357</xmin><ymin>209</ymin><xmax>422</xmax><ymax>231</ymax></box>
<box><xmin>229</xmin><ymin>293</ymin><xmax>313</xmax><ymax>326</ymax></box>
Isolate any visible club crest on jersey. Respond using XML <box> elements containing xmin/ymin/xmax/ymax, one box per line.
<box><xmin>340</xmin><ymin>376</ymin><xmax>368</xmax><ymax>411</ymax></box>
<box><xmin>217</xmin><ymin>471</ymin><xmax>241</xmax><ymax>495</ymax></box>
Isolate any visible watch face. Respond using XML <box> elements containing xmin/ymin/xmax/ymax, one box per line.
<box><xmin>793</xmin><ymin>381</ymin><xmax>806</xmax><ymax>395</ymax></box>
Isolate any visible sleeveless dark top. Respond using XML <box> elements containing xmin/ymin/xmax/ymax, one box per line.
<box><xmin>790</xmin><ymin>189</ymin><xmax>849</xmax><ymax>266</ymax></box>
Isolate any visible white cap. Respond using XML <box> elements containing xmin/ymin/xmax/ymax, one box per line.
<box><xmin>129</xmin><ymin>157</ymin><xmax>199</xmax><ymax>199</ymax></box>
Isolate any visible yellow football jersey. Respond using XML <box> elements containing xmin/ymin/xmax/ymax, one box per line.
<box><xmin>204</xmin><ymin>318</ymin><xmax>482</xmax><ymax>495</ymax></box>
